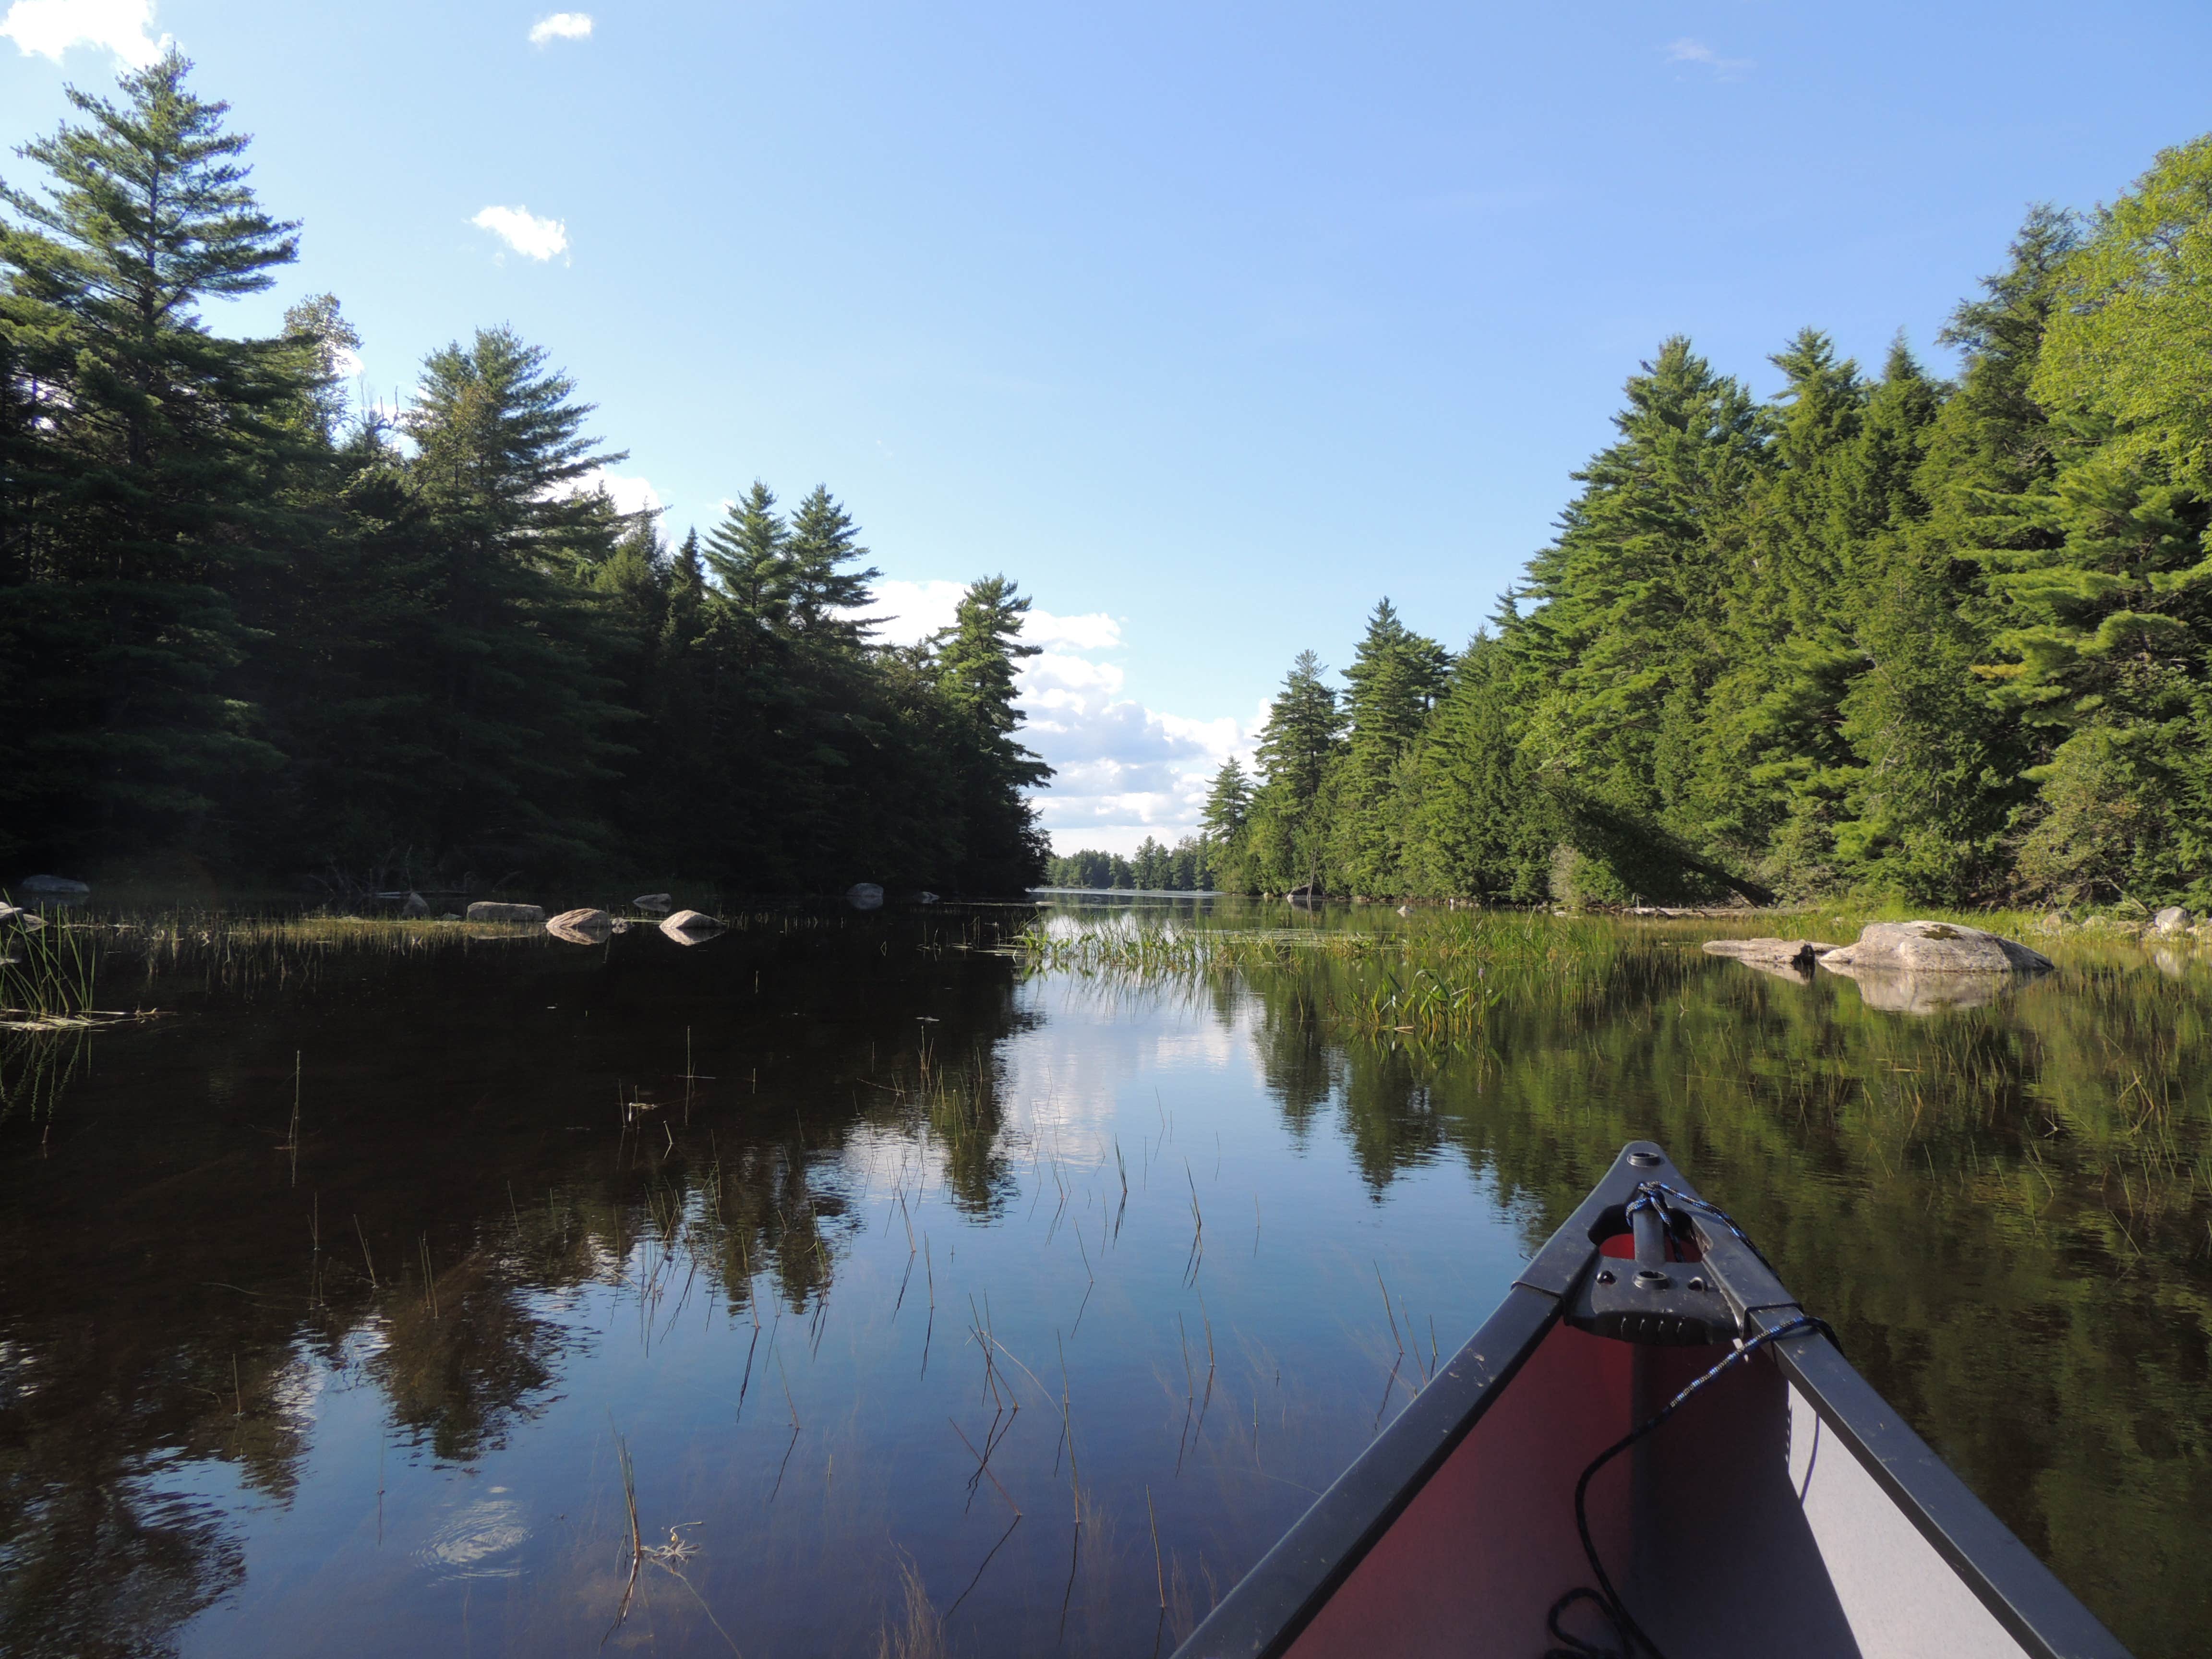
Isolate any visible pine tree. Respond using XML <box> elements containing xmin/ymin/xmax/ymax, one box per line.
<box><xmin>703</xmin><ymin>482</ymin><xmax>789</xmax><ymax>641</ymax></box>
<box><xmin>1512</xmin><ymin>338</ymin><xmax>1771</xmax><ymax>899</ymax></box>
<box><xmin>933</xmin><ymin>576</ymin><xmax>1052</xmax><ymax>889</ymax></box>
<box><xmin>397</xmin><ymin>327</ymin><xmax>630</xmax><ymax>865</ymax></box>
<box><xmin>0</xmin><ymin>48</ymin><xmax>300</xmax><ymax>860</ymax></box>
<box><xmin>1249</xmin><ymin>650</ymin><xmax>1344</xmax><ymax>891</ymax></box>
<box><xmin>784</xmin><ymin>485</ymin><xmax>881</xmax><ymax>646</ymax></box>
<box><xmin>1400</xmin><ymin>637</ymin><xmax>1556</xmax><ymax>899</ymax></box>
<box><xmin>1333</xmin><ymin>598</ymin><xmax>1449</xmax><ymax>892</ymax></box>
<box><xmin>1201</xmin><ymin>757</ymin><xmax>1252</xmax><ymax>834</ymax></box>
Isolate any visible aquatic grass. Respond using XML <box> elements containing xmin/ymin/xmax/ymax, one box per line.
<box><xmin>0</xmin><ymin>916</ymin><xmax>104</xmax><ymax>1028</ymax></box>
<box><xmin>1017</xmin><ymin>909</ymin><xmax>1685</xmax><ymax>1039</ymax></box>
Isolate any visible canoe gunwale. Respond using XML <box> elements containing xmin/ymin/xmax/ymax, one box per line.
<box><xmin>1765</xmin><ymin>1319</ymin><xmax>2130</xmax><ymax>1659</ymax></box>
<box><xmin>1169</xmin><ymin>1140</ymin><xmax>2131</xmax><ymax>1659</ymax></box>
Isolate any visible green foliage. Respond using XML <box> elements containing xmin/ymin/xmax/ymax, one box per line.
<box><xmin>1043</xmin><ymin>834</ymin><xmax>1216</xmax><ymax>890</ymax></box>
<box><xmin>1</xmin><ymin>56</ymin><xmax>1047</xmax><ymax>894</ymax></box>
<box><xmin>1247</xmin><ymin>649</ymin><xmax>1345</xmax><ymax>892</ymax></box>
<box><xmin>0</xmin><ymin>49</ymin><xmax>298</xmax><ymax>860</ymax></box>
<box><xmin>1209</xmin><ymin>144</ymin><xmax>2212</xmax><ymax>906</ymax></box>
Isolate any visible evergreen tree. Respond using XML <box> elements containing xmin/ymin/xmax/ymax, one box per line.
<box><xmin>397</xmin><ymin>327</ymin><xmax>632</xmax><ymax>866</ymax></box>
<box><xmin>1248</xmin><ymin>650</ymin><xmax>1344</xmax><ymax>891</ymax></box>
<box><xmin>704</xmin><ymin>482</ymin><xmax>790</xmax><ymax>639</ymax></box>
<box><xmin>784</xmin><ymin>485</ymin><xmax>881</xmax><ymax>645</ymax></box>
<box><xmin>933</xmin><ymin>576</ymin><xmax>1053</xmax><ymax>889</ymax></box>
<box><xmin>1334</xmin><ymin>599</ymin><xmax>1448</xmax><ymax>892</ymax></box>
<box><xmin>0</xmin><ymin>49</ymin><xmax>299</xmax><ymax>861</ymax></box>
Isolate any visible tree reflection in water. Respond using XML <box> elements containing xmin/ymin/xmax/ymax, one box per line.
<box><xmin>0</xmin><ymin>901</ymin><xmax>2202</xmax><ymax>1658</ymax></box>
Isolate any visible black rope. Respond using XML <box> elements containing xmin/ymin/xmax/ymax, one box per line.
<box><xmin>1623</xmin><ymin>1179</ymin><xmax>1776</xmax><ymax>1272</ymax></box>
<box><xmin>1540</xmin><ymin>1313</ymin><xmax>1837</xmax><ymax>1659</ymax></box>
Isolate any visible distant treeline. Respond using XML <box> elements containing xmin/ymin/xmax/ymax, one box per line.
<box><xmin>0</xmin><ymin>54</ymin><xmax>1050</xmax><ymax>893</ymax></box>
<box><xmin>1044</xmin><ymin>835</ymin><xmax>1217</xmax><ymax>891</ymax></box>
<box><xmin>1203</xmin><ymin>143</ymin><xmax>2212</xmax><ymax>907</ymax></box>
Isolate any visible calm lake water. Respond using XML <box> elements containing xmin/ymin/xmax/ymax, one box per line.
<box><xmin>1</xmin><ymin>900</ymin><xmax>2205</xmax><ymax>1657</ymax></box>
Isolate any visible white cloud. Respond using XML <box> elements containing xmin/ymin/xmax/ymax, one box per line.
<box><xmin>1017</xmin><ymin>648</ymin><xmax>1251</xmax><ymax>856</ymax></box>
<box><xmin>1665</xmin><ymin>37</ymin><xmax>1753</xmax><ymax>79</ymax></box>
<box><xmin>0</xmin><ymin>0</ymin><xmax>162</xmax><ymax>65</ymax></box>
<box><xmin>859</xmin><ymin>578</ymin><xmax>968</xmax><ymax>647</ymax></box>
<box><xmin>577</xmin><ymin>467</ymin><xmax>661</xmax><ymax>518</ymax></box>
<box><xmin>1027</xmin><ymin>610</ymin><xmax>1120</xmax><ymax>651</ymax></box>
<box><xmin>528</xmin><ymin>11</ymin><xmax>591</xmax><ymax>45</ymax></box>
<box><xmin>853</xmin><ymin>579</ymin><xmax>1249</xmax><ymax>853</ymax></box>
<box><xmin>471</xmin><ymin>204</ymin><xmax>568</xmax><ymax>262</ymax></box>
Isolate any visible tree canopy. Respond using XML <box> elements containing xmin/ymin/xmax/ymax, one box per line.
<box><xmin>1206</xmin><ymin>142</ymin><xmax>2212</xmax><ymax>908</ymax></box>
<box><xmin>0</xmin><ymin>53</ymin><xmax>1050</xmax><ymax>895</ymax></box>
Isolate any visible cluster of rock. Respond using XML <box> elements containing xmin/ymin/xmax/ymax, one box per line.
<box><xmin>1705</xmin><ymin>920</ymin><xmax>2058</xmax><ymax>1014</ymax></box>
<box><xmin>536</xmin><ymin>905</ymin><xmax>725</xmax><ymax>945</ymax></box>
<box><xmin>442</xmin><ymin>894</ymin><xmax>724</xmax><ymax>945</ymax></box>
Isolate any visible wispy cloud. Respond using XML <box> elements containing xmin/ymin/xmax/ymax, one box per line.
<box><xmin>471</xmin><ymin>204</ymin><xmax>569</xmax><ymax>262</ymax></box>
<box><xmin>1666</xmin><ymin>37</ymin><xmax>1753</xmax><ymax>80</ymax></box>
<box><xmin>855</xmin><ymin>578</ymin><xmax>1247</xmax><ymax>854</ymax></box>
<box><xmin>528</xmin><ymin>11</ymin><xmax>591</xmax><ymax>45</ymax></box>
<box><xmin>576</xmin><ymin>467</ymin><xmax>661</xmax><ymax>518</ymax></box>
<box><xmin>0</xmin><ymin>0</ymin><xmax>162</xmax><ymax>65</ymax></box>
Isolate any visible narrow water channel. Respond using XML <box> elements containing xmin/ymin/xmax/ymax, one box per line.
<box><xmin>0</xmin><ymin>901</ymin><xmax>2204</xmax><ymax>1657</ymax></box>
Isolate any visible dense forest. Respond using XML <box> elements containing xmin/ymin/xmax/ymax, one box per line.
<box><xmin>1044</xmin><ymin>837</ymin><xmax>1217</xmax><ymax>891</ymax></box>
<box><xmin>0</xmin><ymin>54</ymin><xmax>1051</xmax><ymax>895</ymax></box>
<box><xmin>1204</xmin><ymin>141</ymin><xmax>2212</xmax><ymax>909</ymax></box>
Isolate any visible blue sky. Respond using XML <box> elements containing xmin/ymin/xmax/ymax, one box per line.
<box><xmin>6</xmin><ymin>1</ymin><xmax>2211</xmax><ymax>853</ymax></box>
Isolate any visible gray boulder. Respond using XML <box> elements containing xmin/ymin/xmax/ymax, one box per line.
<box><xmin>0</xmin><ymin>904</ymin><xmax>45</xmax><ymax>931</ymax></box>
<box><xmin>18</xmin><ymin>875</ymin><xmax>88</xmax><ymax>896</ymax></box>
<box><xmin>2152</xmin><ymin>905</ymin><xmax>2191</xmax><ymax>937</ymax></box>
<box><xmin>1703</xmin><ymin>938</ymin><xmax>1843</xmax><ymax>976</ymax></box>
<box><xmin>632</xmin><ymin>892</ymin><xmax>673</xmax><ymax>915</ymax></box>
<box><xmin>1817</xmin><ymin>920</ymin><xmax>2052</xmax><ymax>974</ymax></box>
<box><xmin>400</xmin><ymin>891</ymin><xmax>430</xmax><ymax>918</ymax></box>
<box><xmin>546</xmin><ymin>907</ymin><xmax>613</xmax><ymax>944</ymax></box>
<box><xmin>661</xmin><ymin>909</ymin><xmax>725</xmax><ymax>944</ymax></box>
<box><xmin>846</xmin><ymin>883</ymin><xmax>885</xmax><ymax>911</ymax></box>
<box><xmin>464</xmin><ymin>901</ymin><xmax>546</xmax><ymax>924</ymax></box>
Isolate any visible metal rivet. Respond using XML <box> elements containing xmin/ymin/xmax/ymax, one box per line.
<box><xmin>1597</xmin><ymin>1269</ymin><xmax>1615</xmax><ymax>1285</ymax></box>
<box><xmin>1688</xmin><ymin>1276</ymin><xmax>1707</xmax><ymax>1292</ymax></box>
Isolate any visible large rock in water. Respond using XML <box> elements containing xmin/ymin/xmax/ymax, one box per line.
<box><xmin>0</xmin><ymin>904</ymin><xmax>45</xmax><ymax>931</ymax></box>
<box><xmin>846</xmin><ymin>883</ymin><xmax>885</xmax><ymax>911</ymax></box>
<box><xmin>400</xmin><ymin>891</ymin><xmax>430</xmax><ymax>918</ymax></box>
<box><xmin>632</xmin><ymin>892</ymin><xmax>673</xmax><ymax>915</ymax></box>
<box><xmin>660</xmin><ymin>909</ymin><xmax>725</xmax><ymax>945</ymax></box>
<box><xmin>1703</xmin><ymin>938</ymin><xmax>1843</xmax><ymax>977</ymax></box>
<box><xmin>18</xmin><ymin>875</ymin><xmax>89</xmax><ymax>896</ymax></box>
<box><xmin>1818</xmin><ymin>920</ymin><xmax>2052</xmax><ymax>974</ymax></box>
<box><xmin>465</xmin><ymin>901</ymin><xmax>546</xmax><ymax>924</ymax></box>
<box><xmin>1703</xmin><ymin>938</ymin><xmax>1840</xmax><ymax>982</ymax></box>
<box><xmin>546</xmin><ymin>907</ymin><xmax>613</xmax><ymax>944</ymax></box>
<box><xmin>2153</xmin><ymin>905</ymin><xmax>2192</xmax><ymax>937</ymax></box>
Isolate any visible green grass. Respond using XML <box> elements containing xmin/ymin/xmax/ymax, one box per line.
<box><xmin>0</xmin><ymin>918</ymin><xmax>101</xmax><ymax>1028</ymax></box>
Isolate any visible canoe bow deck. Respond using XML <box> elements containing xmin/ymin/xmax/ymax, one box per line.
<box><xmin>1173</xmin><ymin>1142</ymin><xmax>2129</xmax><ymax>1659</ymax></box>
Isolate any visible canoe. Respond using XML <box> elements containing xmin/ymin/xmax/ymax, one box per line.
<box><xmin>1174</xmin><ymin>1141</ymin><xmax>2129</xmax><ymax>1659</ymax></box>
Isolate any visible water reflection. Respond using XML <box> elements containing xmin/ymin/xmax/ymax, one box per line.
<box><xmin>0</xmin><ymin>903</ymin><xmax>2203</xmax><ymax>1657</ymax></box>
